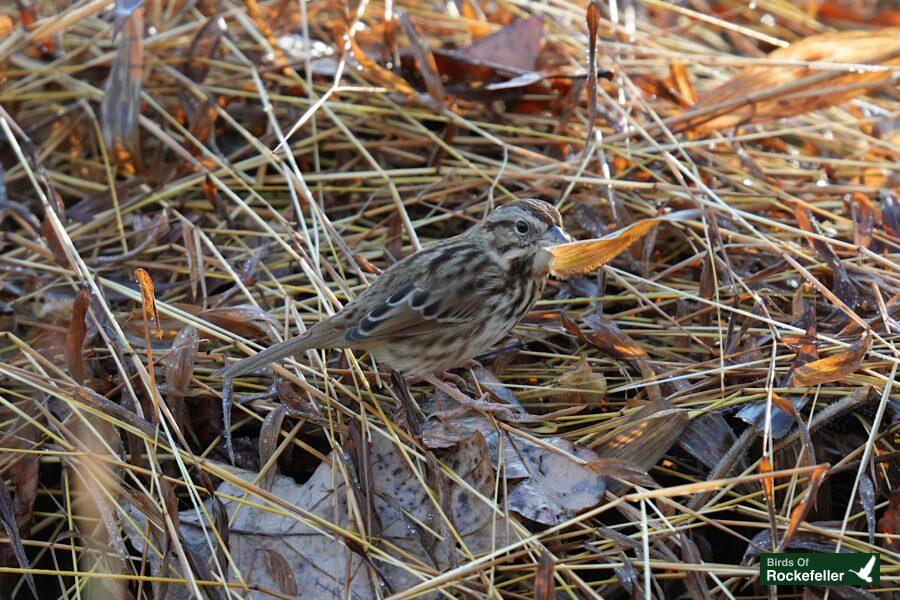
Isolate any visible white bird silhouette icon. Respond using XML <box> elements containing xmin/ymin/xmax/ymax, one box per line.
<box><xmin>849</xmin><ymin>556</ymin><xmax>876</xmax><ymax>583</ymax></box>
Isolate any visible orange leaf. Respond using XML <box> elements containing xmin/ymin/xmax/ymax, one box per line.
<box><xmin>548</xmin><ymin>210</ymin><xmax>697</xmax><ymax>277</ymax></box>
<box><xmin>134</xmin><ymin>268</ymin><xmax>161</xmax><ymax>339</ymax></box>
<box><xmin>684</xmin><ymin>29</ymin><xmax>900</xmax><ymax>133</ymax></box>
<box><xmin>759</xmin><ymin>456</ymin><xmax>774</xmax><ymax>505</ymax></box>
<box><xmin>790</xmin><ymin>335</ymin><xmax>870</xmax><ymax>387</ymax></box>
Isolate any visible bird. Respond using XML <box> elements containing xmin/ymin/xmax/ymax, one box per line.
<box><xmin>849</xmin><ymin>555</ymin><xmax>876</xmax><ymax>583</ymax></box>
<box><xmin>215</xmin><ymin>199</ymin><xmax>571</xmax><ymax>379</ymax></box>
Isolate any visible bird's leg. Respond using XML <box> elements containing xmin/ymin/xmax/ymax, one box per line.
<box><xmin>423</xmin><ymin>374</ymin><xmax>514</xmax><ymax>417</ymax></box>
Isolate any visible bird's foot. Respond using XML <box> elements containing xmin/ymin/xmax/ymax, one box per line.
<box><xmin>424</xmin><ymin>374</ymin><xmax>514</xmax><ymax>418</ymax></box>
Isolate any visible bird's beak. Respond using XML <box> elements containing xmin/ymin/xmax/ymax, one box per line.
<box><xmin>542</xmin><ymin>225</ymin><xmax>572</xmax><ymax>247</ymax></box>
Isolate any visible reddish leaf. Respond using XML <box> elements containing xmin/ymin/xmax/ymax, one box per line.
<box><xmin>533</xmin><ymin>550</ymin><xmax>555</xmax><ymax>600</ymax></box>
<box><xmin>66</xmin><ymin>288</ymin><xmax>90</xmax><ymax>385</ymax></box>
<box><xmin>458</xmin><ymin>17</ymin><xmax>544</xmax><ymax>72</ymax></box>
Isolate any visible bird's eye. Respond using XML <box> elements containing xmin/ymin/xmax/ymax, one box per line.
<box><xmin>515</xmin><ymin>220</ymin><xmax>529</xmax><ymax>234</ymax></box>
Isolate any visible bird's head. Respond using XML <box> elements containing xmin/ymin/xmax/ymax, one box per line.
<box><xmin>478</xmin><ymin>199</ymin><xmax>571</xmax><ymax>275</ymax></box>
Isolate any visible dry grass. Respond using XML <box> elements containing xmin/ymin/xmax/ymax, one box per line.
<box><xmin>0</xmin><ymin>0</ymin><xmax>898</xmax><ymax>598</ymax></box>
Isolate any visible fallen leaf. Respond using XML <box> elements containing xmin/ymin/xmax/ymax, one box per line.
<box><xmin>165</xmin><ymin>326</ymin><xmax>198</xmax><ymax>430</ymax></box>
<box><xmin>199</xmin><ymin>306</ymin><xmax>279</xmax><ymax>339</ymax></box>
<box><xmin>793</xmin><ymin>206</ymin><xmax>859</xmax><ymax>309</ymax></box>
<box><xmin>125</xmin><ymin>431</ymin><xmax>509</xmax><ymax>597</ymax></box>
<box><xmin>506</xmin><ymin>436</ymin><xmax>608</xmax><ymax>525</ymax></box>
<box><xmin>548</xmin><ymin>210</ymin><xmax>698</xmax><ymax>277</ymax></box>
<box><xmin>533</xmin><ymin>550</ymin><xmax>555</xmax><ymax>600</ymax></box>
<box><xmin>790</xmin><ymin>336</ymin><xmax>870</xmax><ymax>387</ymax></box>
<box><xmin>778</xmin><ymin>464</ymin><xmax>827</xmax><ymax>550</ymax></box>
<box><xmin>683</xmin><ymin>28</ymin><xmax>900</xmax><ymax>132</ymax></box>
<box><xmin>678</xmin><ymin>412</ymin><xmax>741</xmax><ymax>471</ymax></box>
<box><xmin>548</xmin><ymin>359</ymin><xmax>606</xmax><ymax>405</ymax></box>
<box><xmin>100</xmin><ymin>5</ymin><xmax>144</xmax><ymax>173</ymax></box>
<box><xmin>457</xmin><ymin>17</ymin><xmax>544</xmax><ymax>72</ymax></box>
<box><xmin>399</xmin><ymin>12</ymin><xmax>445</xmax><ymax>105</ymax></box>
<box><xmin>592</xmin><ymin>406</ymin><xmax>688</xmax><ymax>473</ymax></box>
<box><xmin>66</xmin><ymin>288</ymin><xmax>90</xmax><ymax>385</ymax></box>
<box><xmin>422</xmin><ymin>391</ymin><xmax>610</xmax><ymax>525</ymax></box>
<box><xmin>134</xmin><ymin>268</ymin><xmax>161</xmax><ymax>338</ymax></box>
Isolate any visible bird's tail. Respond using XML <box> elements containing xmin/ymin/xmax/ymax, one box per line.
<box><xmin>213</xmin><ymin>330</ymin><xmax>325</xmax><ymax>380</ymax></box>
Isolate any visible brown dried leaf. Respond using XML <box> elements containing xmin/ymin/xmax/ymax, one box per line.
<box><xmin>183</xmin><ymin>15</ymin><xmax>226</xmax><ymax>84</ymax></box>
<box><xmin>779</xmin><ymin>464</ymin><xmax>827</xmax><ymax>550</ymax></box>
<box><xmin>790</xmin><ymin>335</ymin><xmax>870</xmax><ymax>387</ymax></box>
<box><xmin>66</xmin><ymin>288</ymin><xmax>89</xmax><ymax>385</ymax></box>
<box><xmin>583</xmin><ymin>457</ymin><xmax>658</xmax><ymax>489</ymax></box>
<box><xmin>200</xmin><ymin>306</ymin><xmax>279</xmax><ymax>339</ymax></box>
<box><xmin>100</xmin><ymin>7</ymin><xmax>144</xmax><ymax>172</ymax></box>
<box><xmin>852</xmin><ymin>193</ymin><xmax>876</xmax><ymax>249</ymax></box>
<box><xmin>259</xmin><ymin>405</ymin><xmax>287</xmax><ymax>492</ymax></box>
<box><xmin>549</xmin><ymin>217</ymin><xmax>662</xmax><ymax>277</ymax></box>
<box><xmin>794</xmin><ymin>206</ymin><xmax>859</xmax><ymax>308</ymax></box>
<box><xmin>458</xmin><ymin>17</ymin><xmax>544</xmax><ymax>72</ymax></box>
<box><xmin>165</xmin><ymin>326</ymin><xmax>198</xmax><ymax>430</ymax></box>
<box><xmin>593</xmin><ymin>407</ymin><xmax>688</xmax><ymax>472</ymax></box>
<box><xmin>759</xmin><ymin>456</ymin><xmax>774</xmax><ymax>506</ymax></box>
<box><xmin>687</xmin><ymin>29</ymin><xmax>900</xmax><ymax>132</ymax></box>
<box><xmin>534</xmin><ymin>550</ymin><xmax>555</xmax><ymax>600</ymax></box>
<box><xmin>399</xmin><ymin>12</ymin><xmax>445</xmax><ymax>106</ymax></box>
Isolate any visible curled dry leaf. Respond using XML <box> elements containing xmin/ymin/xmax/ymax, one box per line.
<box><xmin>399</xmin><ymin>12</ymin><xmax>445</xmax><ymax>106</ymax></box>
<box><xmin>100</xmin><ymin>6</ymin><xmax>144</xmax><ymax>172</ymax></box>
<box><xmin>790</xmin><ymin>335</ymin><xmax>870</xmax><ymax>387</ymax></box>
<box><xmin>165</xmin><ymin>326</ymin><xmax>198</xmax><ymax>430</ymax></box>
<box><xmin>684</xmin><ymin>28</ymin><xmax>900</xmax><ymax>133</ymax></box>
<box><xmin>134</xmin><ymin>268</ymin><xmax>161</xmax><ymax>338</ymax></box>
<box><xmin>548</xmin><ymin>210</ymin><xmax>699</xmax><ymax>277</ymax></box>
<box><xmin>593</xmin><ymin>406</ymin><xmax>688</xmax><ymax>473</ymax></box>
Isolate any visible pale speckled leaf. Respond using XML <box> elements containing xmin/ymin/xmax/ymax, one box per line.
<box><xmin>124</xmin><ymin>431</ymin><xmax>508</xmax><ymax>599</ymax></box>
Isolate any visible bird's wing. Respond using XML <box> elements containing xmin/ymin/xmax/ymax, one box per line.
<box><xmin>343</xmin><ymin>279</ymin><xmax>487</xmax><ymax>343</ymax></box>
